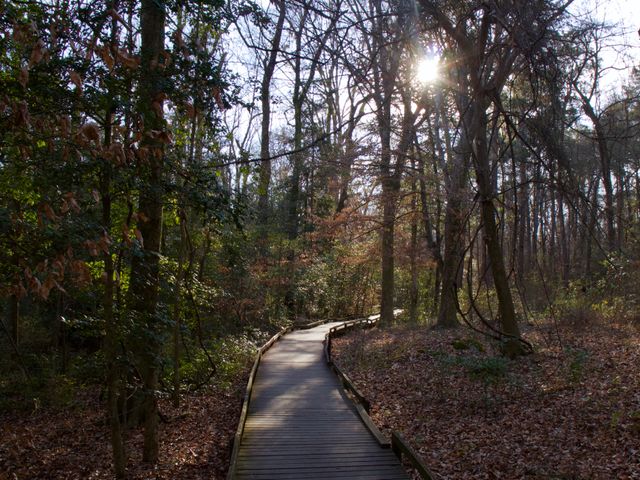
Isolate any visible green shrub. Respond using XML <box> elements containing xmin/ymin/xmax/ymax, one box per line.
<box><xmin>451</xmin><ymin>337</ymin><xmax>485</xmax><ymax>352</ymax></box>
<box><xmin>457</xmin><ymin>355</ymin><xmax>509</xmax><ymax>385</ymax></box>
<box><xmin>175</xmin><ymin>334</ymin><xmax>255</xmax><ymax>391</ymax></box>
<box><xmin>566</xmin><ymin>347</ymin><xmax>589</xmax><ymax>383</ymax></box>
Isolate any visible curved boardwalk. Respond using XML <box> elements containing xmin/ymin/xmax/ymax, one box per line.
<box><xmin>234</xmin><ymin>322</ymin><xmax>408</xmax><ymax>480</ymax></box>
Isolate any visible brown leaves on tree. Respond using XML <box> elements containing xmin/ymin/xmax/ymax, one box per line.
<box><xmin>18</xmin><ymin>67</ymin><xmax>29</xmax><ymax>88</ymax></box>
<box><xmin>23</xmin><ymin>260</ymin><xmax>63</xmax><ymax>301</ymax></box>
<box><xmin>40</xmin><ymin>202</ymin><xmax>59</xmax><ymax>222</ymax></box>
<box><xmin>212</xmin><ymin>87</ymin><xmax>225</xmax><ymax>109</ymax></box>
<box><xmin>29</xmin><ymin>39</ymin><xmax>45</xmax><ymax>67</ymax></box>
<box><xmin>151</xmin><ymin>92</ymin><xmax>168</xmax><ymax>119</ymax></box>
<box><xmin>185</xmin><ymin>102</ymin><xmax>197</xmax><ymax>119</ymax></box>
<box><xmin>69</xmin><ymin>70</ymin><xmax>83</xmax><ymax>93</ymax></box>
<box><xmin>60</xmin><ymin>192</ymin><xmax>80</xmax><ymax>214</ymax></box>
<box><xmin>68</xmin><ymin>259</ymin><xmax>92</xmax><ymax>285</ymax></box>
<box><xmin>85</xmin><ymin>231</ymin><xmax>111</xmax><ymax>257</ymax></box>
<box><xmin>97</xmin><ymin>44</ymin><xmax>115</xmax><ymax>70</ymax></box>
<box><xmin>116</xmin><ymin>49</ymin><xmax>139</xmax><ymax>70</ymax></box>
<box><xmin>10</xmin><ymin>281</ymin><xmax>27</xmax><ymax>300</ymax></box>
<box><xmin>148</xmin><ymin>129</ymin><xmax>173</xmax><ymax>144</ymax></box>
<box><xmin>79</xmin><ymin>123</ymin><xmax>100</xmax><ymax>146</ymax></box>
<box><xmin>58</xmin><ymin>115</ymin><xmax>71</xmax><ymax>137</ymax></box>
<box><xmin>13</xmin><ymin>100</ymin><xmax>30</xmax><ymax>127</ymax></box>
<box><xmin>106</xmin><ymin>142</ymin><xmax>128</xmax><ymax>165</ymax></box>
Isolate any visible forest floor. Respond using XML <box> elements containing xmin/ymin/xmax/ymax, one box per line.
<box><xmin>333</xmin><ymin>318</ymin><xmax>640</xmax><ymax>480</ymax></box>
<box><xmin>0</xmin><ymin>378</ymin><xmax>247</xmax><ymax>479</ymax></box>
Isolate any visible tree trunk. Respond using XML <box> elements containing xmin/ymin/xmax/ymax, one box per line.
<box><xmin>380</xmin><ymin>179</ymin><xmax>396</xmax><ymax>324</ymax></box>
<box><xmin>516</xmin><ymin>161</ymin><xmax>530</xmax><ymax>284</ymax></box>
<box><xmin>436</xmin><ymin>100</ymin><xmax>470</xmax><ymax>328</ymax></box>
<box><xmin>558</xmin><ymin>193</ymin><xmax>570</xmax><ymax>285</ymax></box>
<box><xmin>584</xmin><ymin>176</ymin><xmax>600</xmax><ymax>277</ymax></box>
<box><xmin>102</xmin><ymin>52</ymin><xmax>125</xmax><ymax>474</ymax></box>
<box><xmin>128</xmin><ymin>0</ymin><xmax>166</xmax><ymax>463</ymax></box>
<box><xmin>577</xmin><ymin>91</ymin><xmax>616</xmax><ymax>252</ymax></box>
<box><xmin>471</xmin><ymin>104</ymin><xmax>523</xmax><ymax>356</ymax></box>
<box><xmin>378</xmin><ymin>98</ymin><xmax>395</xmax><ymax>324</ymax></box>
<box><xmin>102</xmin><ymin>144</ymin><xmax>126</xmax><ymax>479</ymax></box>
<box><xmin>409</xmin><ymin>159</ymin><xmax>419</xmax><ymax>324</ymax></box>
<box><xmin>8</xmin><ymin>233</ymin><xmax>19</xmax><ymax>348</ymax></box>
<box><xmin>258</xmin><ymin>1</ymin><xmax>286</xmax><ymax>224</ymax></box>
<box><xmin>437</xmin><ymin>167</ymin><xmax>466</xmax><ymax>328</ymax></box>
<box><xmin>172</xmin><ymin>212</ymin><xmax>187</xmax><ymax>408</ymax></box>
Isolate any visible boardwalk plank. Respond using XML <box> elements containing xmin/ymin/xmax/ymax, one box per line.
<box><xmin>232</xmin><ymin>322</ymin><xmax>408</xmax><ymax>480</ymax></box>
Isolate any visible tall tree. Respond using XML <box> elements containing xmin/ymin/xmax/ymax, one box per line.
<box><xmin>419</xmin><ymin>0</ymin><xmax>571</xmax><ymax>353</ymax></box>
<box><xmin>127</xmin><ymin>0</ymin><xmax>167</xmax><ymax>462</ymax></box>
<box><xmin>258</xmin><ymin>1</ymin><xmax>286</xmax><ymax>225</ymax></box>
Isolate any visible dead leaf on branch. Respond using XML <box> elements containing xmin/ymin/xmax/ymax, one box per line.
<box><xmin>27</xmin><ymin>275</ymin><xmax>41</xmax><ymax>294</ymax></box>
<box><xmin>97</xmin><ymin>231</ymin><xmax>112</xmax><ymax>254</ymax></box>
<box><xmin>185</xmin><ymin>102</ymin><xmax>196</xmax><ymax>119</ymax></box>
<box><xmin>58</xmin><ymin>116</ymin><xmax>71</xmax><ymax>137</ymax></box>
<box><xmin>29</xmin><ymin>39</ymin><xmax>45</xmax><ymax>67</ymax></box>
<box><xmin>41</xmin><ymin>203</ymin><xmax>59</xmax><ymax>222</ymax></box>
<box><xmin>14</xmin><ymin>101</ymin><xmax>30</xmax><ymax>127</ymax></box>
<box><xmin>108</xmin><ymin>142</ymin><xmax>127</xmax><ymax>165</ymax></box>
<box><xmin>10</xmin><ymin>281</ymin><xmax>27</xmax><ymax>300</ymax></box>
<box><xmin>39</xmin><ymin>275</ymin><xmax>62</xmax><ymax>300</ymax></box>
<box><xmin>60</xmin><ymin>192</ymin><xmax>80</xmax><ymax>215</ymax></box>
<box><xmin>116</xmin><ymin>49</ymin><xmax>139</xmax><ymax>70</ymax></box>
<box><xmin>149</xmin><ymin>129</ymin><xmax>173</xmax><ymax>144</ymax></box>
<box><xmin>80</xmin><ymin>123</ymin><xmax>100</xmax><ymax>145</ymax></box>
<box><xmin>173</xmin><ymin>29</ymin><xmax>185</xmax><ymax>49</ymax></box>
<box><xmin>69</xmin><ymin>260</ymin><xmax>92</xmax><ymax>285</ymax></box>
<box><xmin>70</xmin><ymin>71</ymin><xmax>83</xmax><ymax>93</ymax></box>
<box><xmin>212</xmin><ymin>86</ymin><xmax>225</xmax><ymax>109</ymax></box>
<box><xmin>97</xmin><ymin>45</ymin><xmax>115</xmax><ymax>70</ymax></box>
<box><xmin>84</xmin><ymin>240</ymin><xmax>99</xmax><ymax>257</ymax></box>
<box><xmin>18</xmin><ymin>67</ymin><xmax>29</xmax><ymax>88</ymax></box>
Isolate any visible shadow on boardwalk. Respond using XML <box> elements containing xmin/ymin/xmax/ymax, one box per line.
<box><xmin>233</xmin><ymin>323</ymin><xmax>408</xmax><ymax>480</ymax></box>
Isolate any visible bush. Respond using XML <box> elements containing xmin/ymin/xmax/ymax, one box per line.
<box><xmin>174</xmin><ymin>334</ymin><xmax>255</xmax><ymax>392</ymax></box>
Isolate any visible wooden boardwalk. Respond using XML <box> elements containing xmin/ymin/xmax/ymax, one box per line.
<box><xmin>234</xmin><ymin>322</ymin><xmax>408</xmax><ymax>480</ymax></box>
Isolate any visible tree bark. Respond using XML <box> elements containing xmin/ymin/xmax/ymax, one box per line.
<box><xmin>102</xmin><ymin>120</ymin><xmax>126</xmax><ymax>479</ymax></box>
<box><xmin>577</xmin><ymin>89</ymin><xmax>616</xmax><ymax>252</ymax></box>
<box><xmin>258</xmin><ymin>1</ymin><xmax>286</xmax><ymax>224</ymax></box>
<box><xmin>409</xmin><ymin>157</ymin><xmax>419</xmax><ymax>324</ymax></box>
<box><xmin>128</xmin><ymin>0</ymin><xmax>166</xmax><ymax>463</ymax></box>
<box><xmin>437</xmin><ymin>98</ymin><xmax>470</xmax><ymax>328</ymax></box>
<box><xmin>471</xmin><ymin>103</ymin><xmax>523</xmax><ymax>356</ymax></box>
<box><xmin>102</xmin><ymin>4</ymin><xmax>125</xmax><ymax>474</ymax></box>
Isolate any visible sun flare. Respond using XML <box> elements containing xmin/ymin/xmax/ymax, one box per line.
<box><xmin>417</xmin><ymin>56</ymin><xmax>440</xmax><ymax>84</ymax></box>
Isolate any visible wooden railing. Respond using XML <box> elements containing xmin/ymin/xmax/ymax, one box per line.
<box><xmin>324</xmin><ymin>316</ymin><xmax>437</xmax><ymax>480</ymax></box>
<box><xmin>226</xmin><ymin>317</ymin><xmax>336</xmax><ymax>480</ymax></box>
<box><xmin>392</xmin><ymin>431</ymin><xmax>436</xmax><ymax>480</ymax></box>
<box><xmin>324</xmin><ymin>316</ymin><xmax>378</xmax><ymax>366</ymax></box>
<box><xmin>226</xmin><ymin>325</ymin><xmax>291</xmax><ymax>480</ymax></box>
<box><xmin>227</xmin><ymin>314</ymin><xmax>436</xmax><ymax>480</ymax></box>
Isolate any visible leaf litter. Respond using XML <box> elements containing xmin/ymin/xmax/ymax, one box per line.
<box><xmin>0</xmin><ymin>380</ymin><xmax>247</xmax><ymax>479</ymax></box>
<box><xmin>333</xmin><ymin>320</ymin><xmax>640</xmax><ymax>480</ymax></box>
